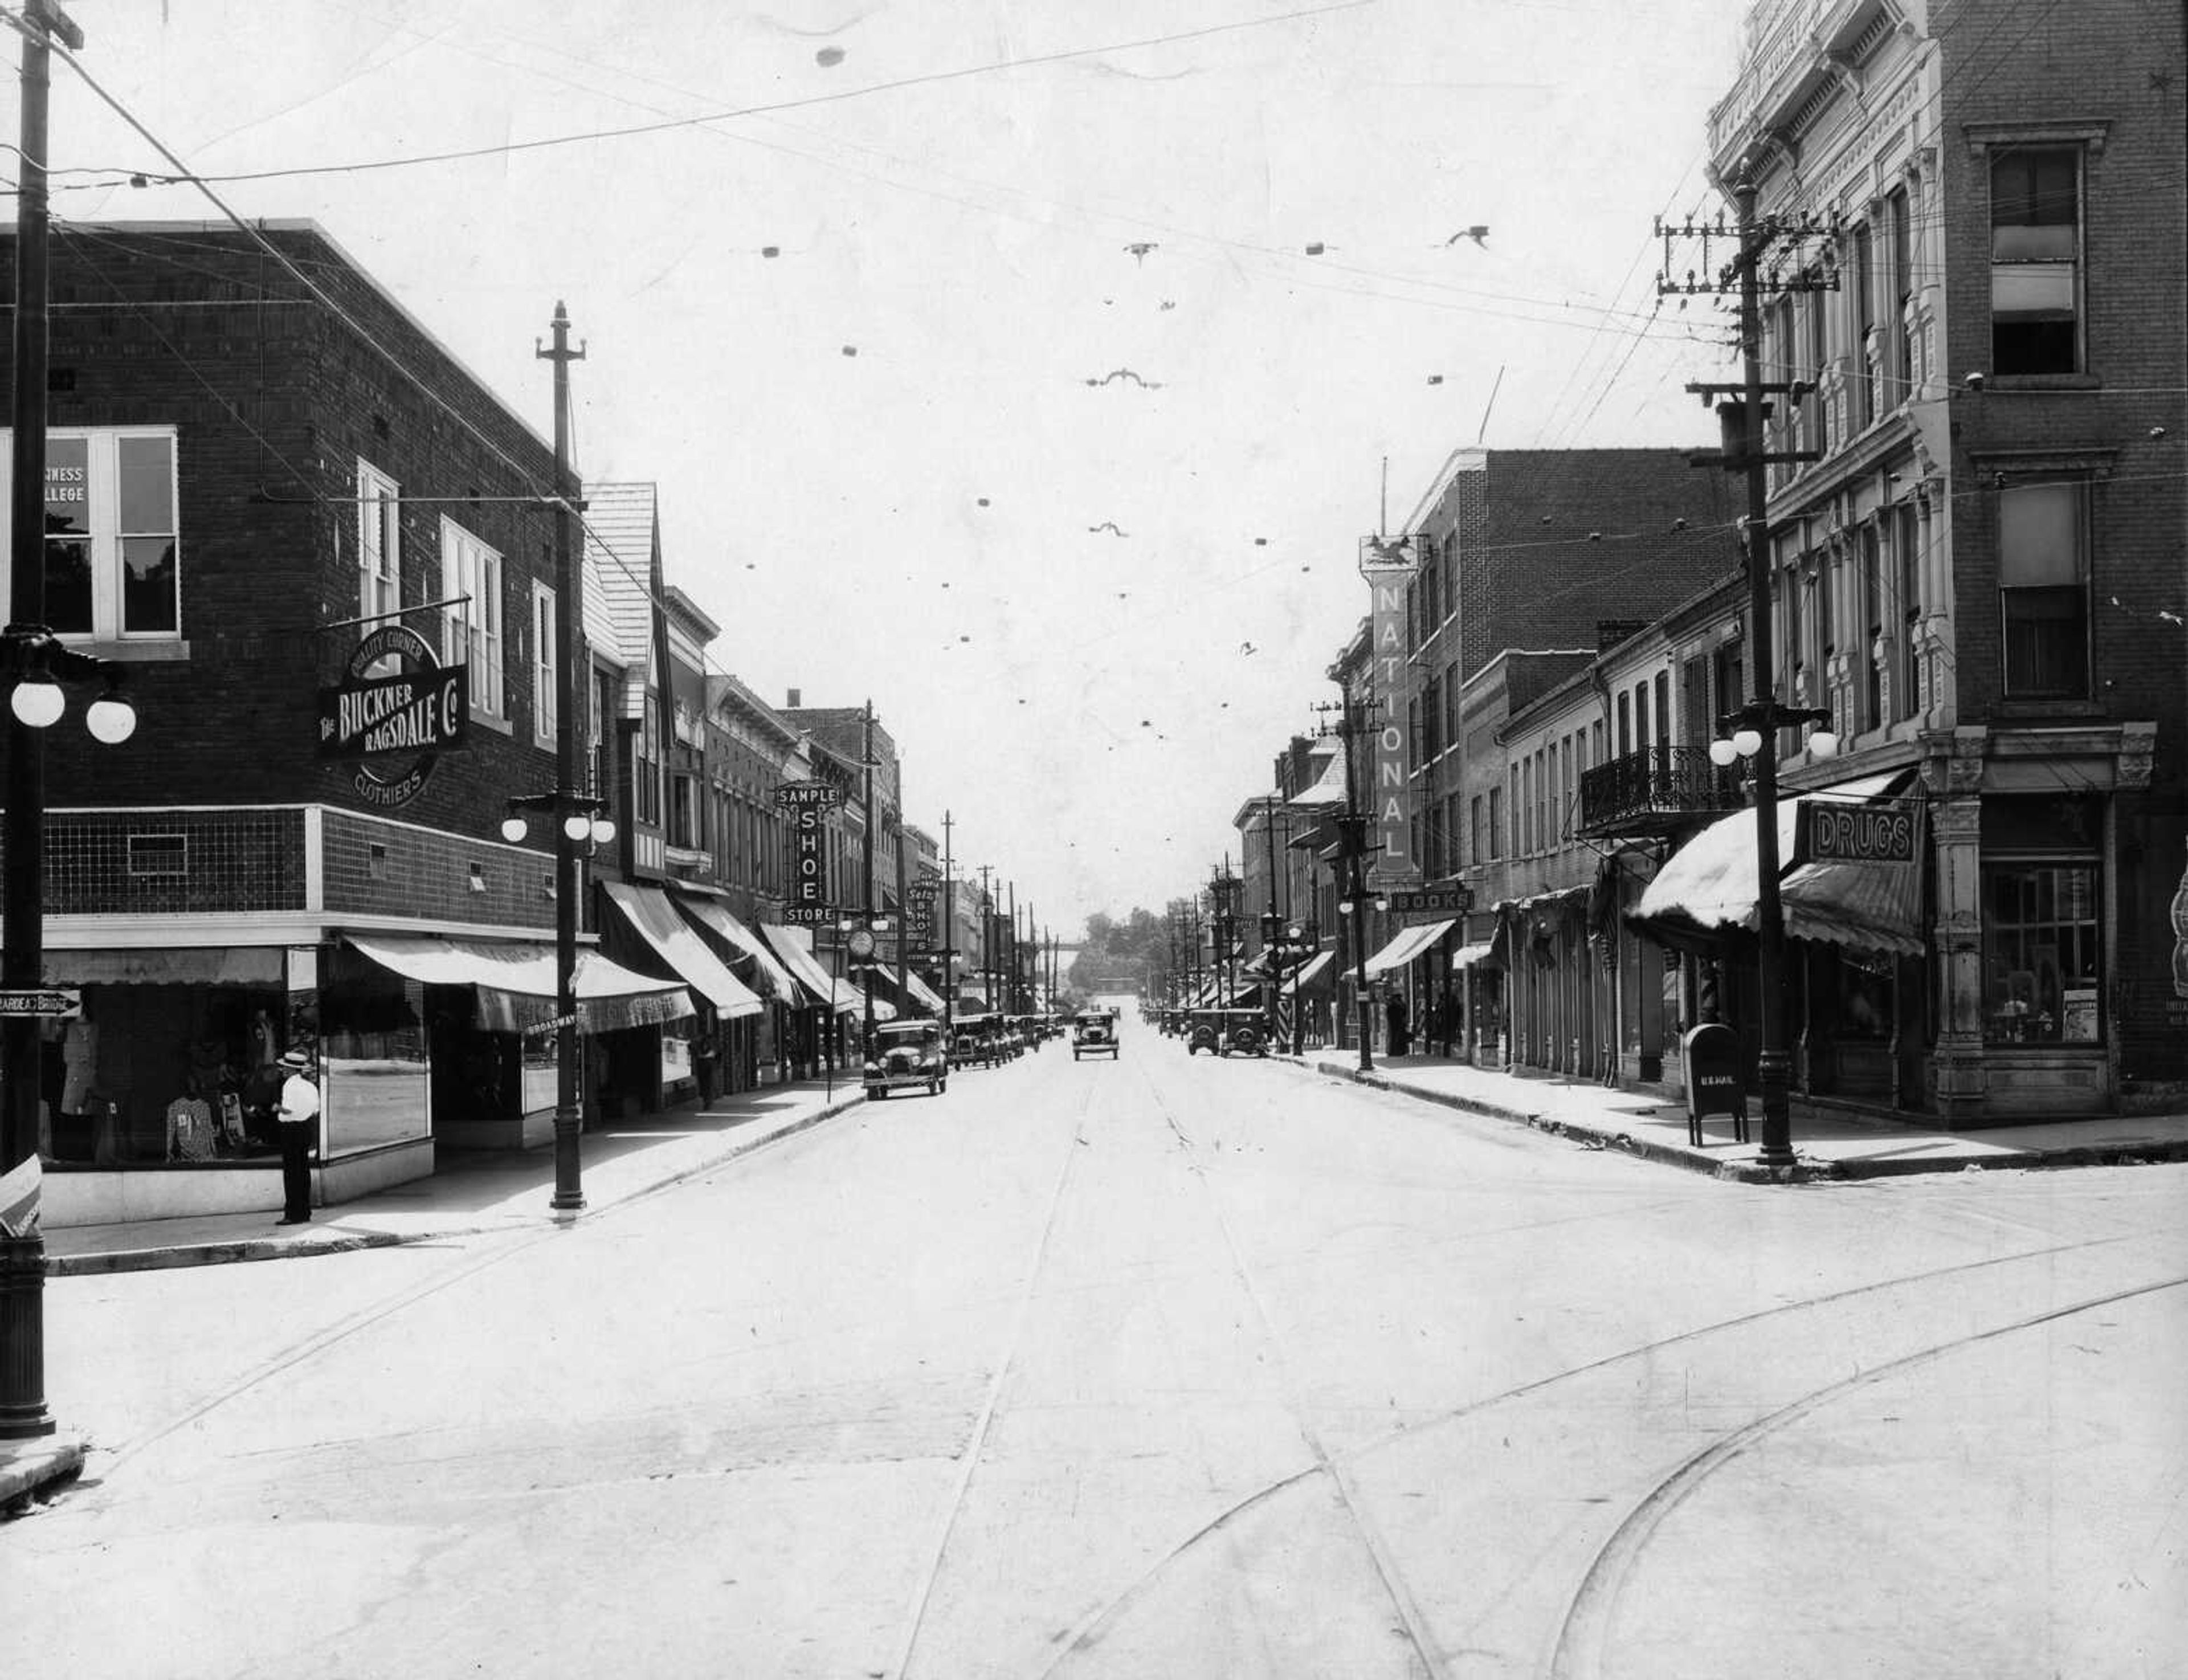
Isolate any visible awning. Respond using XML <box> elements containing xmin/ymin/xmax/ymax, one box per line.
<box><xmin>901</xmin><ymin>968</ymin><xmax>948</xmax><ymax>1014</ymax></box>
<box><xmin>1450</xmin><ymin>941</ymin><xmax>1496</xmax><ymax>969</ymax></box>
<box><xmin>758</xmin><ymin>924</ymin><xmax>846</xmax><ymax>1010</ymax></box>
<box><xmin>670</xmin><ymin>894</ymin><xmax>802</xmax><ymax>1005</ymax></box>
<box><xmin>1632</xmin><ymin>773</ymin><xmax>1924</xmax><ymax>955</ymax></box>
<box><xmin>836</xmin><ymin>979</ymin><xmax>896</xmax><ymax>1021</ymax></box>
<box><xmin>602</xmin><ymin>883</ymin><xmax>764</xmax><ymax>1020</ymax></box>
<box><xmin>47</xmin><ymin>946</ymin><xmax>284</xmax><ymax>986</ymax></box>
<box><xmin>1362</xmin><ymin>917</ymin><xmax>1458</xmax><ymax>977</ymax></box>
<box><xmin>1281</xmin><ymin>949</ymin><xmax>1336</xmax><ymax>994</ymax></box>
<box><xmin>342</xmin><ymin>933</ymin><xmax>693</xmax><ymax>1035</ymax></box>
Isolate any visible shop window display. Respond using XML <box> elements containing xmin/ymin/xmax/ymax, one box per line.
<box><xmin>1982</xmin><ymin>862</ymin><xmax>2101</xmax><ymax>1044</ymax></box>
<box><xmin>39</xmin><ymin>987</ymin><xmax>290</xmax><ymax>1167</ymax></box>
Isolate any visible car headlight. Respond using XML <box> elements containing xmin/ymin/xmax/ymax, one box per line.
<box><xmin>862</xmin><ymin>1061</ymin><xmax>880</xmax><ymax>1075</ymax></box>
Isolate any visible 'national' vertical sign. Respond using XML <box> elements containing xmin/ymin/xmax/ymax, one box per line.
<box><xmin>1359</xmin><ymin>533</ymin><xmax>1424</xmax><ymax>890</ymax></box>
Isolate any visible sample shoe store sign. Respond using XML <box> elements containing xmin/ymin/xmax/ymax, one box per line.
<box><xmin>775</xmin><ymin>780</ymin><xmax>842</xmax><ymax>924</ymax></box>
<box><xmin>317</xmin><ymin>623</ymin><xmax>469</xmax><ymax>809</ymax></box>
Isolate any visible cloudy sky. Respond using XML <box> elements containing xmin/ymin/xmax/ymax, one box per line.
<box><xmin>34</xmin><ymin>0</ymin><xmax>1749</xmax><ymax>932</ymax></box>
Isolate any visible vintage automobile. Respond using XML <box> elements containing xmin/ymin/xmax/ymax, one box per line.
<box><xmin>864</xmin><ymin>1020</ymin><xmax>948</xmax><ymax>1099</ymax></box>
<box><xmin>1071</xmin><ymin>1009</ymin><xmax>1120</xmax><ymax>1059</ymax></box>
<box><xmin>1187</xmin><ymin>1007</ymin><xmax>1267</xmax><ymax>1057</ymax></box>
<box><xmin>949</xmin><ymin>1012</ymin><xmax>999</xmax><ymax>1069</ymax></box>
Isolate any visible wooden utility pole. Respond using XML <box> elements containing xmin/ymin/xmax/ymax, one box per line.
<box><xmin>536</xmin><ymin>303</ymin><xmax>586</xmax><ymax>1213</ymax></box>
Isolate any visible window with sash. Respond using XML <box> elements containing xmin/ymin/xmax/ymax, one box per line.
<box><xmin>0</xmin><ymin>426</ymin><xmax>180</xmax><ymax>641</ymax></box>
<box><xmin>1998</xmin><ymin>478</ymin><xmax>2090</xmax><ymax>699</ymax></box>
<box><xmin>1991</xmin><ymin>149</ymin><xmax>2081</xmax><ymax>375</ymax></box>
<box><xmin>440</xmin><ymin>520</ymin><xmax>504</xmax><ymax>720</ymax></box>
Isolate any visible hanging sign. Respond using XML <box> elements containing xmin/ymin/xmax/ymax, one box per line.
<box><xmin>773</xmin><ymin>780</ymin><xmax>844</xmax><ymax>809</ymax></box>
<box><xmin>1793</xmin><ymin>800</ymin><xmax>1918</xmax><ymax>865</ymax></box>
<box><xmin>783</xmin><ymin>802</ymin><xmax>831</xmax><ymax>923</ymax></box>
<box><xmin>1358</xmin><ymin>533</ymin><xmax>1424</xmax><ymax>891</ymax></box>
<box><xmin>1389</xmin><ymin>886</ymin><xmax>1471</xmax><ymax>916</ymax></box>
<box><xmin>317</xmin><ymin>623</ymin><xmax>468</xmax><ymax>809</ymax></box>
<box><xmin>906</xmin><ymin>875</ymin><xmax>938</xmax><ymax>953</ymax></box>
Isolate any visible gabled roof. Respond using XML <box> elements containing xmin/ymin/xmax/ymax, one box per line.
<box><xmin>583</xmin><ymin>483</ymin><xmax>659</xmax><ymax>715</ymax></box>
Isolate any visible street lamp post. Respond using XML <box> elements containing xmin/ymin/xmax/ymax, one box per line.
<box><xmin>1709</xmin><ymin>698</ymin><xmax>1836</xmax><ymax>1171</ymax></box>
<box><xmin>2</xmin><ymin>0</ymin><xmax>109</xmax><ymax>1444</ymax></box>
<box><xmin>534</xmin><ymin>302</ymin><xmax>587</xmax><ymax>1212</ymax></box>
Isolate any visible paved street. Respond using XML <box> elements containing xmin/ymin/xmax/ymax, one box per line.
<box><xmin>7</xmin><ymin>1020</ymin><xmax>2186</xmax><ymax>1679</ymax></box>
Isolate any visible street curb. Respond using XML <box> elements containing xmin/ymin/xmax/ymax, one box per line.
<box><xmin>1284</xmin><ymin>1056</ymin><xmax>2188</xmax><ymax>1183</ymax></box>
<box><xmin>0</xmin><ymin>1434</ymin><xmax>84</xmax><ymax>1517</ymax></box>
<box><xmin>46</xmin><ymin>1091</ymin><xmax>867</xmax><ymax>1279</ymax></box>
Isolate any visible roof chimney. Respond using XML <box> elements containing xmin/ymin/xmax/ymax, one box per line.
<box><xmin>786</xmin><ymin>687</ymin><xmax>801</xmax><ymax>708</ymax></box>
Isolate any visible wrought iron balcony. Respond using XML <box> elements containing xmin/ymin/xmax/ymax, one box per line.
<box><xmin>1578</xmin><ymin>747</ymin><xmax>1747</xmax><ymax>839</ymax></box>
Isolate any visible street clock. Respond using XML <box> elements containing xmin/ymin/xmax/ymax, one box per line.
<box><xmin>847</xmin><ymin>927</ymin><xmax>877</xmax><ymax>960</ymax></box>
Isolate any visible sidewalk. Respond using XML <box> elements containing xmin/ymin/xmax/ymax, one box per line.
<box><xmin>3</xmin><ymin>1075</ymin><xmax>867</xmax><ymax>1514</ymax></box>
<box><xmin>1290</xmin><ymin>1049</ymin><xmax>2188</xmax><ymax>1181</ymax></box>
<box><xmin>44</xmin><ymin>1073</ymin><xmax>868</xmax><ymax>1278</ymax></box>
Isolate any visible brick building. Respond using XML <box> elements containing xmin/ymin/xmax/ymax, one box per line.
<box><xmin>1647</xmin><ymin>0</ymin><xmax>2188</xmax><ymax>1120</ymax></box>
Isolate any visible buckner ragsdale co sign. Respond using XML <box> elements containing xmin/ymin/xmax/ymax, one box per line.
<box><xmin>316</xmin><ymin>623</ymin><xmax>469</xmax><ymax>809</ymax></box>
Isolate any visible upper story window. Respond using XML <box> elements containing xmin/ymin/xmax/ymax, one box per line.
<box><xmin>439</xmin><ymin>518</ymin><xmax>504</xmax><ymax>720</ymax></box>
<box><xmin>1998</xmin><ymin>477</ymin><xmax>2090</xmax><ymax>699</ymax></box>
<box><xmin>358</xmin><ymin>459</ymin><xmax>401</xmax><ymax>631</ymax></box>
<box><xmin>531</xmin><ymin>581</ymin><xmax>557</xmax><ymax>750</ymax></box>
<box><xmin>0</xmin><ymin>426</ymin><xmax>179</xmax><ymax>641</ymax></box>
<box><xmin>1991</xmin><ymin>148</ymin><xmax>2081</xmax><ymax>375</ymax></box>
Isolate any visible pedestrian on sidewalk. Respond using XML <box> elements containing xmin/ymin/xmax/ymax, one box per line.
<box><xmin>275</xmin><ymin>1049</ymin><xmax>319</xmax><ymax>1225</ymax></box>
<box><xmin>1386</xmin><ymin>992</ymin><xmax>1410</xmax><ymax>1057</ymax></box>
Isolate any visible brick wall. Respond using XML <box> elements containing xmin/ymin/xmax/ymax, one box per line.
<box><xmin>2</xmin><ymin>222</ymin><xmax>587</xmax><ymax>912</ymax></box>
<box><xmin>321</xmin><ymin>808</ymin><xmax>560</xmax><ymax>931</ymax></box>
<box><xmin>2</xmin><ymin>806</ymin><xmax>307</xmax><ymax>915</ymax></box>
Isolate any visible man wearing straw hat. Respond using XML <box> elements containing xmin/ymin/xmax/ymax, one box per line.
<box><xmin>274</xmin><ymin>1047</ymin><xmax>319</xmax><ymax>1225</ymax></box>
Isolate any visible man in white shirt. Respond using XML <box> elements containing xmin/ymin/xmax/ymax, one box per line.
<box><xmin>275</xmin><ymin>1048</ymin><xmax>320</xmax><ymax>1225</ymax></box>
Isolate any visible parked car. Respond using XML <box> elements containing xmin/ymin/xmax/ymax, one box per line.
<box><xmin>951</xmin><ymin>1012</ymin><xmax>1001</xmax><ymax>1069</ymax></box>
<box><xmin>865</xmin><ymin>1020</ymin><xmax>948</xmax><ymax>1099</ymax></box>
<box><xmin>1187</xmin><ymin>1007</ymin><xmax>1266</xmax><ymax>1057</ymax></box>
<box><xmin>1072</xmin><ymin>1009</ymin><xmax>1120</xmax><ymax>1059</ymax></box>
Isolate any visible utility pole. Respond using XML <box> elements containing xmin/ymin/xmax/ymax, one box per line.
<box><xmin>894</xmin><ymin>823</ymin><xmax>909</xmax><ymax>1019</ymax></box>
<box><xmin>940</xmin><ymin>811</ymin><xmax>955</xmax><ymax>1037</ymax></box>
<box><xmin>536</xmin><ymin>303</ymin><xmax>587</xmax><ymax>1213</ymax></box>
<box><xmin>2</xmin><ymin>0</ymin><xmax>84</xmax><ymax>1445</ymax></box>
<box><xmin>1316</xmin><ymin>694</ymin><xmax>1377</xmax><ymax>1072</ymax></box>
<box><xmin>978</xmin><ymin>865</ymin><xmax>994</xmax><ymax>1008</ymax></box>
<box><xmin>1261</xmin><ymin>793</ymin><xmax>1285</xmax><ymax>1052</ymax></box>
<box><xmin>1006</xmin><ymin>882</ymin><xmax>1019</xmax><ymax>1013</ymax></box>
<box><xmin>1662</xmin><ymin>188</ymin><xmax>1834</xmax><ymax>1173</ymax></box>
<box><xmin>860</xmin><ymin>700</ymin><xmax>876</xmax><ymax>1060</ymax></box>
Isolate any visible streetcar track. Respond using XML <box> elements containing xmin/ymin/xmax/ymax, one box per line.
<box><xmin>83</xmin><ymin>1103</ymin><xmax>860</xmax><ymax>1492</ymax></box>
<box><xmin>1035</xmin><ymin>1045</ymin><xmax>2166</xmax><ymax>1677</ymax></box>
<box><xmin>1545</xmin><ymin>1273</ymin><xmax>2188</xmax><ymax>1679</ymax></box>
<box><xmin>891</xmin><ymin>1071</ymin><xmax>1097</xmax><ymax>1680</ymax></box>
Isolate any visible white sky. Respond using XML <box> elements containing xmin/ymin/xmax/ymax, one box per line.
<box><xmin>28</xmin><ymin>0</ymin><xmax>1749</xmax><ymax>933</ymax></box>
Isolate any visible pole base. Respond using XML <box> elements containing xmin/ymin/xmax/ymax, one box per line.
<box><xmin>0</xmin><ymin>1233</ymin><xmax>55</xmax><ymax>1440</ymax></box>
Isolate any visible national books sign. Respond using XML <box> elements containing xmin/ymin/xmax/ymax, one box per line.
<box><xmin>1358</xmin><ymin>532</ymin><xmax>1424</xmax><ymax>891</ymax></box>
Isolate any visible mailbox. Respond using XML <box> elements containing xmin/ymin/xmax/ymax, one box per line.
<box><xmin>1680</xmin><ymin>1022</ymin><xmax>1749</xmax><ymax>1146</ymax></box>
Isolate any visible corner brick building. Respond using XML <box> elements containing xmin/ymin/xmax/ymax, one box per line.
<box><xmin>0</xmin><ymin>221</ymin><xmax>703</xmax><ymax>1223</ymax></box>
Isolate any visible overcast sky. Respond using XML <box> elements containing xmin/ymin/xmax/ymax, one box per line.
<box><xmin>34</xmin><ymin>0</ymin><xmax>1749</xmax><ymax>933</ymax></box>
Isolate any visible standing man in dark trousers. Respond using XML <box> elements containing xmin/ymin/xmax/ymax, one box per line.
<box><xmin>275</xmin><ymin>1047</ymin><xmax>319</xmax><ymax>1225</ymax></box>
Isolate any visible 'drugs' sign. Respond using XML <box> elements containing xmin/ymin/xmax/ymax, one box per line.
<box><xmin>1359</xmin><ymin>532</ymin><xmax>1423</xmax><ymax>890</ymax></box>
<box><xmin>316</xmin><ymin>624</ymin><xmax>468</xmax><ymax>809</ymax></box>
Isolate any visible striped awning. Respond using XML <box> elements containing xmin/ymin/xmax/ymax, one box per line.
<box><xmin>1633</xmin><ymin>774</ymin><xmax>1925</xmax><ymax>956</ymax></box>
<box><xmin>758</xmin><ymin>924</ymin><xmax>850</xmax><ymax>1010</ymax></box>
<box><xmin>342</xmin><ymin>933</ymin><xmax>693</xmax><ymax>1036</ymax></box>
<box><xmin>602</xmin><ymin>883</ymin><xmax>764</xmax><ymax>1020</ymax></box>
<box><xmin>1362</xmin><ymin>918</ymin><xmax>1458</xmax><ymax>978</ymax></box>
<box><xmin>671</xmin><ymin>893</ymin><xmax>802</xmax><ymax>1006</ymax></box>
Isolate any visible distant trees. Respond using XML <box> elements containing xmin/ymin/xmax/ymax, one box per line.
<box><xmin>1069</xmin><ymin>906</ymin><xmax>1174</xmax><ymax>997</ymax></box>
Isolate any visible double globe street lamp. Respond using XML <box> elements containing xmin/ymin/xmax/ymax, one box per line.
<box><xmin>3</xmin><ymin>627</ymin><xmax>137</xmax><ymax>1441</ymax></box>
<box><xmin>1707</xmin><ymin>696</ymin><xmax>1837</xmax><ymax>1173</ymax></box>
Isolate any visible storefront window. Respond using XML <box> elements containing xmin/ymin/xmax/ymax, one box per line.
<box><xmin>1835</xmin><ymin>952</ymin><xmax>1892</xmax><ymax>1040</ymax></box>
<box><xmin>320</xmin><ymin>948</ymin><xmax>431</xmax><ymax>1155</ymax></box>
<box><xmin>36</xmin><ymin>975</ymin><xmax>288</xmax><ymax>1167</ymax></box>
<box><xmin>662</xmin><ymin>1017</ymin><xmax>694</xmax><ymax>1087</ymax></box>
<box><xmin>1982</xmin><ymin>862</ymin><xmax>2101</xmax><ymax>1044</ymax></box>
